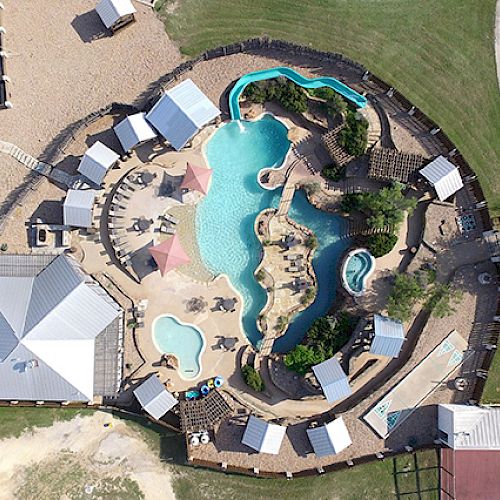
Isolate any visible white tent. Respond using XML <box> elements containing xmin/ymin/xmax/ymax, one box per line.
<box><xmin>241</xmin><ymin>415</ymin><xmax>286</xmax><ymax>454</ymax></box>
<box><xmin>95</xmin><ymin>0</ymin><xmax>136</xmax><ymax>30</ymax></box>
<box><xmin>114</xmin><ymin>113</ymin><xmax>157</xmax><ymax>152</ymax></box>
<box><xmin>133</xmin><ymin>374</ymin><xmax>178</xmax><ymax>420</ymax></box>
<box><xmin>307</xmin><ymin>417</ymin><xmax>352</xmax><ymax>457</ymax></box>
<box><xmin>146</xmin><ymin>79</ymin><xmax>220</xmax><ymax>151</ymax></box>
<box><xmin>419</xmin><ymin>156</ymin><xmax>463</xmax><ymax>201</ymax></box>
<box><xmin>78</xmin><ymin>141</ymin><xmax>119</xmax><ymax>186</ymax></box>
<box><xmin>312</xmin><ymin>357</ymin><xmax>351</xmax><ymax>403</ymax></box>
<box><xmin>63</xmin><ymin>189</ymin><xmax>96</xmax><ymax>228</ymax></box>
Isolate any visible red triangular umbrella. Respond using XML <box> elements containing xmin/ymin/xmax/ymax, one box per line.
<box><xmin>180</xmin><ymin>162</ymin><xmax>213</xmax><ymax>195</ymax></box>
<box><xmin>149</xmin><ymin>234</ymin><xmax>190</xmax><ymax>276</ymax></box>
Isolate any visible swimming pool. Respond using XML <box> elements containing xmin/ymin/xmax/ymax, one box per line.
<box><xmin>341</xmin><ymin>249</ymin><xmax>376</xmax><ymax>297</ymax></box>
<box><xmin>197</xmin><ymin>114</ymin><xmax>349</xmax><ymax>352</ymax></box>
<box><xmin>153</xmin><ymin>314</ymin><xmax>206</xmax><ymax>380</ymax></box>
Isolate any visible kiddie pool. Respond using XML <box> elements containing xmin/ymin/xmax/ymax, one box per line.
<box><xmin>341</xmin><ymin>248</ymin><xmax>376</xmax><ymax>297</ymax></box>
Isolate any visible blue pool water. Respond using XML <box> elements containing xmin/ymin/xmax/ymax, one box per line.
<box><xmin>197</xmin><ymin>115</ymin><xmax>349</xmax><ymax>352</ymax></box>
<box><xmin>344</xmin><ymin>250</ymin><xmax>374</xmax><ymax>294</ymax></box>
<box><xmin>153</xmin><ymin>315</ymin><xmax>205</xmax><ymax>379</ymax></box>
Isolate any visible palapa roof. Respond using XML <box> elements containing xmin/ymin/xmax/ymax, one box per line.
<box><xmin>149</xmin><ymin>234</ymin><xmax>190</xmax><ymax>276</ymax></box>
<box><xmin>180</xmin><ymin>162</ymin><xmax>213</xmax><ymax>195</ymax></box>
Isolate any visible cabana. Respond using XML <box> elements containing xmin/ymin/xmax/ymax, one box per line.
<box><xmin>312</xmin><ymin>357</ymin><xmax>351</xmax><ymax>403</ymax></box>
<box><xmin>149</xmin><ymin>234</ymin><xmax>190</xmax><ymax>276</ymax></box>
<box><xmin>180</xmin><ymin>162</ymin><xmax>213</xmax><ymax>195</ymax></box>
<box><xmin>307</xmin><ymin>417</ymin><xmax>352</xmax><ymax>457</ymax></box>
<box><xmin>419</xmin><ymin>155</ymin><xmax>464</xmax><ymax>201</ymax></box>
<box><xmin>113</xmin><ymin>113</ymin><xmax>157</xmax><ymax>153</ymax></box>
<box><xmin>95</xmin><ymin>0</ymin><xmax>136</xmax><ymax>32</ymax></box>
<box><xmin>241</xmin><ymin>415</ymin><xmax>286</xmax><ymax>454</ymax></box>
<box><xmin>78</xmin><ymin>141</ymin><xmax>119</xmax><ymax>186</ymax></box>
<box><xmin>63</xmin><ymin>189</ymin><xmax>96</xmax><ymax>228</ymax></box>
<box><xmin>370</xmin><ymin>314</ymin><xmax>405</xmax><ymax>358</ymax></box>
<box><xmin>133</xmin><ymin>374</ymin><xmax>178</xmax><ymax>420</ymax></box>
<box><xmin>146</xmin><ymin>79</ymin><xmax>220</xmax><ymax>151</ymax></box>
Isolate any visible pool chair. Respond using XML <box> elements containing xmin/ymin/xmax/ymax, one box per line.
<box><xmin>162</xmin><ymin>213</ymin><xmax>179</xmax><ymax>225</ymax></box>
<box><xmin>159</xmin><ymin>223</ymin><xmax>175</xmax><ymax>234</ymax></box>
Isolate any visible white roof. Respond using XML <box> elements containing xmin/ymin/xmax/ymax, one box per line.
<box><xmin>371</xmin><ymin>314</ymin><xmax>405</xmax><ymax>358</ymax></box>
<box><xmin>78</xmin><ymin>141</ymin><xmax>119</xmax><ymax>186</ymax></box>
<box><xmin>439</xmin><ymin>404</ymin><xmax>500</xmax><ymax>450</ymax></box>
<box><xmin>63</xmin><ymin>189</ymin><xmax>95</xmax><ymax>228</ymax></box>
<box><xmin>312</xmin><ymin>357</ymin><xmax>351</xmax><ymax>403</ymax></box>
<box><xmin>419</xmin><ymin>156</ymin><xmax>464</xmax><ymax>201</ymax></box>
<box><xmin>95</xmin><ymin>0</ymin><xmax>136</xmax><ymax>29</ymax></box>
<box><xmin>133</xmin><ymin>374</ymin><xmax>178</xmax><ymax>420</ymax></box>
<box><xmin>146</xmin><ymin>79</ymin><xmax>220</xmax><ymax>151</ymax></box>
<box><xmin>0</xmin><ymin>255</ymin><xmax>120</xmax><ymax>401</ymax></box>
<box><xmin>307</xmin><ymin>417</ymin><xmax>352</xmax><ymax>457</ymax></box>
<box><xmin>114</xmin><ymin>113</ymin><xmax>157</xmax><ymax>152</ymax></box>
<box><xmin>241</xmin><ymin>415</ymin><xmax>286</xmax><ymax>454</ymax></box>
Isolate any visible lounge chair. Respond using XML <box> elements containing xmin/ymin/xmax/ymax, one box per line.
<box><xmin>162</xmin><ymin>213</ymin><xmax>179</xmax><ymax>225</ymax></box>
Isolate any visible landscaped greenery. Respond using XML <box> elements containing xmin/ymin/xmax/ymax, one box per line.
<box><xmin>338</xmin><ymin>110</ymin><xmax>369</xmax><ymax>156</ymax></box>
<box><xmin>424</xmin><ymin>283</ymin><xmax>463</xmax><ymax>319</ymax></box>
<box><xmin>243</xmin><ymin>79</ymin><xmax>308</xmax><ymax>113</ymax></box>
<box><xmin>366</xmin><ymin>232</ymin><xmax>398</xmax><ymax>258</ymax></box>
<box><xmin>308</xmin><ymin>87</ymin><xmax>348</xmax><ymax>117</ymax></box>
<box><xmin>241</xmin><ymin>364</ymin><xmax>265</xmax><ymax>391</ymax></box>
<box><xmin>387</xmin><ymin>273</ymin><xmax>427</xmax><ymax>322</ymax></box>
<box><xmin>481</xmin><ymin>349</ymin><xmax>500</xmax><ymax>405</ymax></box>
<box><xmin>321</xmin><ymin>163</ymin><xmax>345</xmax><ymax>182</ymax></box>
<box><xmin>284</xmin><ymin>313</ymin><xmax>356</xmax><ymax>375</ymax></box>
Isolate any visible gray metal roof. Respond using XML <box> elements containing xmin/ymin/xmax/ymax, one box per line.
<box><xmin>312</xmin><ymin>357</ymin><xmax>351</xmax><ymax>403</ymax></box>
<box><xmin>420</xmin><ymin>156</ymin><xmax>464</xmax><ymax>201</ymax></box>
<box><xmin>146</xmin><ymin>79</ymin><xmax>220</xmax><ymax>151</ymax></box>
<box><xmin>77</xmin><ymin>141</ymin><xmax>119</xmax><ymax>186</ymax></box>
<box><xmin>0</xmin><ymin>255</ymin><xmax>121</xmax><ymax>401</ymax></box>
<box><xmin>307</xmin><ymin>417</ymin><xmax>352</xmax><ymax>457</ymax></box>
<box><xmin>370</xmin><ymin>314</ymin><xmax>405</xmax><ymax>358</ymax></box>
<box><xmin>241</xmin><ymin>415</ymin><xmax>286</xmax><ymax>454</ymax></box>
<box><xmin>63</xmin><ymin>189</ymin><xmax>95</xmax><ymax>228</ymax></box>
<box><xmin>95</xmin><ymin>0</ymin><xmax>136</xmax><ymax>29</ymax></box>
<box><xmin>133</xmin><ymin>374</ymin><xmax>178</xmax><ymax>420</ymax></box>
<box><xmin>114</xmin><ymin>113</ymin><xmax>157</xmax><ymax>152</ymax></box>
<box><xmin>0</xmin><ymin>313</ymin><xmax>17</xmax><ymax>362</ymax></box>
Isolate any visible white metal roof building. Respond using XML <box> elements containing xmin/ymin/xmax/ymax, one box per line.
<box><xmin>307</xmin><ymin>417</ymin><xmax>352</xmax><ymax>457</ymax></box>
<box><xmin>133</xmin><ymin>374</ymin><xmax>179</xmax><ymax>420</ymax></box>
<box><xmin>370</xmin><ymin>314</ymin><xmax>405</xmax><ymax>358</ymax></box>
<box><xmin>113</xmin><ymin>113</ymin><xmax>157</xmax><ymax>153</ymax></box>
<box><xmin>0</xmin><ymin>254</ymin><xmax>122</xmax><ymax>401</ymax></box>
<box><xmin>241</xmin><ymin>415</ymin><xmax>286</xmax><ymax>454</ymax></box>
<box><xmin>146</xmin><ymin>79</ymin><xmax>221</xmax><ymax>151</ymax></box>
<box><xmin>312</xmin><ymin>357</ymin><xmax>351</xmax><ymax>403</ymax></box>
<box><xmin>419</xmin><ymin>156</ymin><xmax>464</xmax><ymax>201</ymax></box>
<box><xmin>438</xmin><ymin>404</ymin><xmax>500</xmax><ymax>450</ymax></box>
<box><xmin>95</xmin><ymin>0</ymin><xmax>136</xmax><ymax>30</ymax></box>
<box><xmin>78</xmin><ymin>141</ymin><xmax>119</xmax><ymax>186</ymax></box>
<box><xmin>63</xmin><ymin>189</ymin><xmax>96</xmax><ymax>228</ymax></box>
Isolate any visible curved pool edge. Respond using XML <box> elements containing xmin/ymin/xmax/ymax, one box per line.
<box><xmin>341</xmin><ymin>248</ymin><xmax>376</xmax><ymax>297</ymax></box>
<box><xmin>152</xmin><ymin>313</ymin><xmax>207</xmax><ymax>381</ymax></box>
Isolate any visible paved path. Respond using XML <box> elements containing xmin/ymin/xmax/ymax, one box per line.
<box><xmin>496</xmin><ymin>0</ymin><xmax>500</xmax><ymax>88</ymax></box>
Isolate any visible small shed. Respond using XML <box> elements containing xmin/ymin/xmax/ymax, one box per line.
<box><xmin>114</xmin><ymin>113</ymin><xmax>157</xmax><ymax>153</ymax></box>
<box><xmin>63</xmin><ymin>189</ymin><xmax>96</xmax><ymax>228</ymax></box>
<box><xmin>133</xmin><ymin>374</ymin><xmax>178</xmax><ymax>420</ymax></box>
<box><xmin>95</xmin><ymin>0</ymin><xmax>136</xmax><ymax>32</ymax></box>
<box><xmin>241</xmin><ymin>415</ymin><xmax>286</xmax><ymax>455</ymax></box>
<box><xmin>419</xmin><ymin>155</ymin><xmax>464</xmax><ymax>201</ymax></box>
<box><xmin>146</xmin><ymin>79</ymin><xmax>220</xmax><ymax>151</ymax></box>
<box><xmin>307</xmin><ymin>417</ymin><xmax>352</xmax><ymax>457</ymax></box>
<box><xmin>370</xmin><ymin>314</ymin><xmax>405</xmax><ymax>358</ymax></box>
<box><xmin>312</xmin><ymin>357</ymin><xmax>351</xmax><ymax>403</ymax></box>
<box><xmin>78</xmin><ymin>141</ymin><xmax>119</xmax><ymax>186</ymax></box>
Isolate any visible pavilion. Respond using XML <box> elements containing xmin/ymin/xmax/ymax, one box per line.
<box><xmin>312</xmin><ymin>357</ymin><xmax>351</xmax><ymax>403</ymax></box>
<box><xmin>370</xmin><ymin>314</ymin><xmax>405</xmax><ymax>358</ymax></box>
<box><xmin>78</xmin><ymin>141</ymin><xmax>119</xmax><ymax>186</ymax></box>
<box><xmin>95</xmin><ymin>0</ymin><xmax>136</xmax><ymax>32</ymax></box>
<box><xmin>419</xmin><ymin>155</ymin><xmax>464</xmax><ymax>201</ymax></box>
<box><xmin>63</xmin><ymin>189</ymin><xmax>96</xmax><ymax>228</ymax></box>
<box><xmin>114</xmin><ymin>112</ymin><xmax>157</xmax><ymax>153</ymax></box>
<box><xmin>149</xmin><ymin>234</ymin><xmax>190</xmax><ymax>276</ymax></box>
<box><xmin>133</xmin><ymin>374</ymin><xmax>178</xmax><ymax>420</ymax></box>
<box><xmin>180</xmin><ymin>162</ymin><xmax>213</xmax><ymax>195</ymax></box>
<box><xmin>307</xmin><ymin>417</ymin><xmax>352</xmax><ymax>457</ymax></box>
<box><xmin>241</xmin><ymin>415</ymin><xmax>286</xmax><ymax>455</ymax></box>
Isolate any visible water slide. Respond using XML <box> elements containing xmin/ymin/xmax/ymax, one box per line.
<box><xmin>229</xmin><ymin>66</ymin><xmax>367</xmax><ymax>120</ymax></box>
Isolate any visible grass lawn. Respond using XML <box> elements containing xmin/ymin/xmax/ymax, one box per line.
<box><xmin>159</xmin><ymin>0</ymin><xmax>500</xmax><ymax>217</ymax></box>
<box><xmin>481</xmin><ymin>349</ymin><xmax>500</xmax><ymax>404</ymax></box>
<box><xmin>0</xmin><ymin>407</ymin><xmax>92</xmax><ymax>440</ymax></box>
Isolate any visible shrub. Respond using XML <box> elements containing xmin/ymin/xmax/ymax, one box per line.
<box><xmin>255</xmin><ymin>269</ymin><xmax>266</xmax><ymax>282</ymax></box>
<box><xmin>276</xmin><ymin>315</ymin><xmax>289</xmax><ymax>331</ymax></box>
<box><xmin>366</xmin><ymin>233</ymin><xmax>398</xmax><ymax>257</ymax></box>
<box><xmin>308</xmin><ymin>88</ymin><xmax>348</xmax><ymax>117</ymax></box>
<box><xmin>425</xmin><ymin>283</ymin><xmax>463</xmax><ymax>318</ymax></box>
<box><xmin>339</xmin><ymin>111</ymin><xmax>368</xmax><ymax>156</ymax></box>
<box><xmin>303</xmin><ymin>181</ymin><xmax>320</xmax><ymax>196</ymax></box>
<box><xmin>241</xmin><ymin>364</ymin><xmax>265</xmax><ymax>392</ymax></box>
<box><xmin>301</xmin><ymin>287</ymin><xmax>316</xmax><ymax>305</ymax></box>
<box><xmin>242</xmin><ymin>79</ymin><xmax>307</xmax><ymax>114</ymax></box>
<box><xmin>321</xmin><ymin>163</ymin><xmax>345</xmax><ymax>182</ymax></box>
<box><xmin>306</xmin><ymin>234</ymin><xmax>318</xmax><ymax>250</ymax></box>
<box><xmin>284</xmin><ymin>345</ymin><xmax>321</xmax><ymax>376</ymax></box>
<box><xmin>0</xmin><ymin>244</ymin><xmax>7</xmax><ymax>252</ymax></box>
<box><xmin>387</xmin><ymin>273</ymin><xmax>426</xmax><ymax>322</ymax></box>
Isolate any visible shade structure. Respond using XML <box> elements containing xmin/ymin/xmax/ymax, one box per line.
<box><xmin>180</xmin><ymin>162</ymin><xmax>213</xmax><ymax>195</ymax></box>
<box><xmin>133</xmin><ymin>374</ymin><xmax>178</xmax><ymax>420</ymax></box>
<box><xmin>419</xmin><ymin>155</ymin><xmax>463</xmax><ymax>201</ymax></box>
<box><xmin>149</xmin><ymin>234</ymin><xmax>190</xmax><ymax>276</ymax></box>
<box><xmin>114</xmin><ymin>112</ymin><xmax>157</xmax><ymax>152</ymax></box>
<box><xmin>307</xmin><ymin>417</ymin><xmax>352</xmax><ymax>457</ymax></box>
<box><xmin>241</xmin><ymin>415</ymin><xmax>286</xmax><ymax>454</ymax></box>
<box><xmin>63</xmin><ymin>189</ymin><xmax>96</xmax><ymax>228</ymax></box>
<box><xmin>370</xmin><ymin>314</ymin><xmax>405</xmax><ymax>358</ymax></box>
<box><xmin>312</xmin><ymin>357</ymin><xmax>351</xmax><ymax>403</ymax></box>
<box><xmin>95</xmin><ymin>0</ymin><xmax>136</xmax><ymax>29</ymax></box>
<box><xmin>78</xmin><ymin>141</ymin><xmax>119</xmax><ymax>186</ymax></box>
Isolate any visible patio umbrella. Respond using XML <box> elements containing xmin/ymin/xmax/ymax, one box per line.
<box><xmin>149</xmin><ymin>234</ymin><xmax>190</xmax><ymax>276</ymax></box>
<box><xmin>180</xmin><ymin>162</ymin><xmax>213</xmax><ymax>195</ymax></box>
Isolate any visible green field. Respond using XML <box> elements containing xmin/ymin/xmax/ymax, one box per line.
<box><xmin>159</xmin><ymin>0</ymin><xmax>500</xmax><ymax>217</ymax></box>
<box><xmin>481</xmin><ymin>350</ymin><xmax>500</xmax><ymax>404</ymax></box>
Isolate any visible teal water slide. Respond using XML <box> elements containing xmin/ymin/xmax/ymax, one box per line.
<box><xmin>229</xmin><ymin>66</ymin><xmax>367</xmax><ymax>120</ymax></box>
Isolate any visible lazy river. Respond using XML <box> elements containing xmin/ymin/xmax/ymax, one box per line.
<box><xmin>196</xmin><ymin>115</ymin><xmax>349</xmax><ymax>352</ymax></box>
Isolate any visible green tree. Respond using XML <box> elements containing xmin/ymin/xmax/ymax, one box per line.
<box><xmin>241</xmin><ymin>365</ymin><xmax>265</xmax><ymax>391</ymax></box>
<box><xmin>284</xmin><ymin>345</ymin><xmax>322</xmax><ymax>375</ymax></box>
<box><xmin>425</xmin><ymin>283</ymin><xmax>463</xmax><ymax>318</ymax></box>
<box><xmin>339</xmin><ymin>110</ymin><xmax>369</xmax><ymax>156</ymax></box>
<box><xmin>387</xmin><ymin>273</ymin><xmax>426</xmax><ymax>322</ymax></box>
<box><xmin>366</xmin><ymin>232</ymin><xmax>398</xmax><ymax>257</ymax></box>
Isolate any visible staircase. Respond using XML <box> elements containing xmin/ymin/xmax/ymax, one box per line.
<box><xmin>0</xmin><ymin>141</ymin><xmax>52</xmax><ymax>176</ymax></box>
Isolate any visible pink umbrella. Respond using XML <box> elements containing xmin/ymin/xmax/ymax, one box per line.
<box><xmin>180</xmin><ymin>162</ymin><xmax>213</xmax><ymax>195</ymax></box>
<box><xmin>149</xmin><ymin>234</ymin><xmax>190</xmax><ymax>276</ymax></box>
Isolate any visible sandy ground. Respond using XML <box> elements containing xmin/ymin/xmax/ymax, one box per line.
<box><xmin>0</xmin><ymin>411</ymin><xmax>175</xmax><ymax>500</ymax></box>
